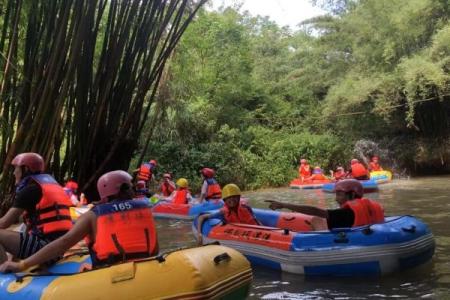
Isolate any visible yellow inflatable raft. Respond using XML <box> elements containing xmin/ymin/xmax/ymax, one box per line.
<box><xmin>0</xmin><ymin>244</ymin><xmax>252</xmax><ymax>300</ymax></box>
<box><xmin>370</xmin><ymin>170</ymin><xmax>393</xmax><ymax>184</ymax></box>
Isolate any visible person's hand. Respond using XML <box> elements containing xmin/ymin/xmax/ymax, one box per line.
<box><xmin>197</xmin><ymin>233</ymin><xmax>203</xmax><ymax>246</ymax></box>
<box><xmin>265</xmin><ymin>200</ymin><xmax>284</xmax><ymax>210</ymax></box>
<box><xmin>0</xmin><ymin>261</ymin><xmax>23</xmax><ymax>273</ymax></box>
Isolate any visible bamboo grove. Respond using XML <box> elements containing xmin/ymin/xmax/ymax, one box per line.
<box><xmin>0</xmin><ymin>0</ymin><xmax>207</xmax><ymax>208</ymax></box>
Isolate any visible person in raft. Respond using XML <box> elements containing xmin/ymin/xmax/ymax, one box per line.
<box><xmin>165</xmin><ymin>178</ymin><xmax>194</xmax><ymax>204</ymax></box>
<box><xmin>298</xmin><ymin>158</ymin><xmax>311</xmax><ymax>182</ymax></box>
<box><xmin>266</xmin><ymin>179</ymin><xmax>384</xmax><ymax>230</ymax></box>
<box><xmin>0</xmin><ymin>153</ymin><xmax>73</xmax><ymax>264</ymax></box>
<box><xmin>197</xmin><ymin>168</ymin><xmax>222</xmax><ymax>203</ymax></box>
<box><xmin>332</xmin><ymin>166</ymin><xmax>346</xmax><ymax>181</ymax></box>
<box><xmin>0</xmin><ymin>170</ymin><xmax>158</xmax><ymax>273</ymax></box>
<box><xmin>63</xmin><ymin>178</ymin><xmax>79</xmax><ymax>206</ymax></box>
<box><xmin>133</xmin><ymin>159</ymin><xmax>157</xmax><ymax>187</ymax></box>
<box><xmin>159</xmin><ymin>173</ymin><xmax>176</xmax><ymax>197</ymax></box>
<box><xmin>134</xmin><ymin>180</ymin><xmax>151</xmax><ymax>199</ymax></box>
<box><xmin>368</xmin><ymin>156</ymin><xmax>383</xmax><ymax>172</ymax></box>
<box><xmin>196</xmin><ymin>184</ymin><xmax>260</xmax><ymax>245</ymax></box>
<box><xmin>306</xmin><ymin>166</ymin><xmax>328</xmax><ymax>181</ymax></box>
<box><xmin>349</xmin><ymin>158</ymin><xmax>369</xmax><ymax>180</ymax></box>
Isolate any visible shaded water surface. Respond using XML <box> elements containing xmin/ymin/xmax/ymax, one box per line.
<box><xmin>156</xmin><ymin>176</ymin><xmax>450</xmax><ymax>299</ymax></box>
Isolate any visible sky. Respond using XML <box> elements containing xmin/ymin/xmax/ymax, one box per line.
<box><xmin>210</xmin><ymin>0</ymin><xmax>326</xmax><ymax>29</ymax></box>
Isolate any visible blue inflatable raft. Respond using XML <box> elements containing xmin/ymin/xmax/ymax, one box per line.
<box><xmin>194</xmin><ymin>209</ymin><xmax>435</xmax><ymax>276</ymax></box>
<box><xmin>322</xmin><ymin>179</ymin><xmax>379</xmax><ymax>193</ymax></box>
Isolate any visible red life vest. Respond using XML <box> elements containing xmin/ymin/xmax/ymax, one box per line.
<box><xmin>299</xmin><ymin>165</ymin><xmax>311</xmax><ymax>177</ymax></box>
<box><xmin>221</xmin><ymin>204</ymin><xmax>259</xmax><ymax>225</ymax></box>
<box><xmin>160</xmin><ymin>181</ymin><xmax>175</xmax><ymax>197</ymax></box>
<box><xmin>351</xmin><ymin>163</ymin><xmax>368</xmax><ymax>178</ymax></box>
<box><xmin>342</xmin><ymin>198</ymin><xmax>384</xmax><ymax>227</ymax></box>
<box><xmin>23</xmin><ymin>174</ymin><xmax>73</xmax><ymax>237</ymax></box>
<box><xmin>369</xmin><ymin>162</ymin><xmax>382</xmax><ymax>171</ymax></box>
<box><xmin>137</xmin><ymin>163</ymin><xmax>153</xmax><ymax>181</ymax></box>
<box><xmin>172</xmin><ymin>188</ymin><xmax>188</xmax><ymax>205</ymax></box>
<box><xmin>89</xmin><ymin>199</ymin><xmax>158</xmax><ymax>266</ymax></box>
<box><xmin>205</xmin><ymin>178</ymin><xmax>222</xmax><ymax>200</ymax></box>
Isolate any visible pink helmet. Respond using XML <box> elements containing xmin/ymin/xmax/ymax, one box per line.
<box><xmin>335</xmin><ymin>179</ymin><xmax>363</xmax><ymax>198</ymax></box>
<box><xmin>11</xmin><ymin>152</ymin><xmax>45</xmax><ymax>172</ymax></box>
<box><xmin>372</xmin><ymin>156</ymin><xmax>379</xmax><ymax>161</ymax></box>
<box><xmin>149</xmin><ymin>160</ymin><xmax>157</xmax><ymax>166</ymax></box>
<box><xmin>300</xmin><ymin>159</ymin><xmax>307</xmax><ymax>164</ymax></box>
<box><xmin>201</xmin><ymin>167</ymin><xmax>215</xmax><ymax>178</ymax></box>
<box><xmin>163</xmin><ymin>173</ymin><xmax>172</xmax><ymax>179</ymax></box>
<box><xmin>97</xmin><ymin>170</ymin><xmax>133</xmax><ymax>200</ymax></box>
<box><xmin>351</xmin><ymin>158</ymin><xmax>359</xmax><ymax>165</ymax></box>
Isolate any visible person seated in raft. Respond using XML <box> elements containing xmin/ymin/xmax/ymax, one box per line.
<box><xmin>306</xmin><ymin>166</ymin><xmax>328</xmax><ymax>181</ymax></box>
<box><xmin>332</xmin><ymin>166</ymin><xmax>346</xmax><ymax>181</ymax></box>
<box><xmin>196</xmin><ymin>184</ymin><xmax>260</xmax><ymax>245</ymax></box>
<box><xmin>134</xmin><ymin>180</ymin><xmax>152</xmax><ymax>199</ymax></box>
<box><xmin>298</xmin><ymin>158</ymin><xmax>311</xmax><ymax>182</ymax></box>
<box><xmin>159</xmin><ymin>173</ymin><xmax>176</xmax><ymax>197</ymax></box>
<box><xmin>266</xmin><ymin>179</ymin><xmax>384</xmax><ymax>230</ymax></box>
<box><xmin>349</xmin><ymin>158</ymin><xmax>369</xmax><ymax>180</ymax></box>
<box><xmin>0</xmin><ymin>153</ymin><xmax>73</xmax><ymax>264</ymax></box>
<box><xmin>197</xmin><ymin>168</ymin><xmax>222</xmax><ymax>203</ymax></box>
<box><xmin>63</xmin><ymin>178</ymin><xmax>79</xmax><ymax>206</ymax></box>
<box><xmin>165</xmin><ymin>178</ymin><xmax>194</xmax><ymax>204</ymax></box>
<box><xmin>368</xmin><ymin>156</ymin><xmax>383</xmax><ymax>172</ymax></box>
<box><xmin>0</xmin><ymin>170</ymin><xmax>158</xmax><ymax>273</ymax></box>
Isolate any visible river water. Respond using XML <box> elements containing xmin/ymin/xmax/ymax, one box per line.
<box><xmin>156</xmin><ymin>176</ymin><xmax>450</xmax><ymax>299</ymax></box>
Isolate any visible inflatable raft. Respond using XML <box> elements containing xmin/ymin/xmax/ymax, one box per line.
<box><xmin>322</xmin><ymin>179</ymin><xmax>379</xmax><ymax>194</ymax></box>
<box><xmin>194</xmin><ymin>209</ymin><xmax>434</xmax><ymax>276</ymax></box>
<box><xmin>0</xmin><ymin>244</ymin><xmax>252</xmax><ymax>300</ymax></box>
<box><xmin>370</xmin><ymin>170</ymin><xmax>393</xmax><ymax>184</ymax></box>
<box><xmin>151</xmin><ymin>199</ymin><xmax>224</xmax><ymax>220</ymax></box>
<box><xmin>289</xmin><ymin>178</ymin><xmax>331</xmax><ymax>189</ymax></box>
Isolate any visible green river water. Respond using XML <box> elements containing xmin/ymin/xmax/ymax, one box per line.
<box><xmin>156</xmin><ymin>176</ymin><xmax>450</xmax><ymax>299</ymax></box>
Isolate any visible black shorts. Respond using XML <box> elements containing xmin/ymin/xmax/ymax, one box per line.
<box><xmin>18</xmin><ymin>232</ymin><xmax>50</xmax><ymax>259</ymax></box>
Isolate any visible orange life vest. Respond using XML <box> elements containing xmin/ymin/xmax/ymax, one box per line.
<box><xmin>89</xmin><ymin>199</ymin><xmax>158</xmax><ymax>266</ymax></box>
<box><xmin>172</xmin><ymin>188</ymin><xmax>188</xmax><ymax>205</ymax></box>
<box><xmin>310</xmin><ymin>174</ymin><xmax>327</xmax><ymax>181</ymax></box>
<box><xmin>342</xmin><ymin>198</ymin><xmax>384</xmax><ymax>227</ymax></box>
<box><xmin>221</xmin><ymin>204</ymin><xmax>259</xmax><ymax>225</ymax></box>
<box><xmin>23</xmin><ymin>174</ymin><xmax>73</xmax><ymax>237</ymax></box>
<box><xmin>205</xmin><ymin>178</ymin><xmax>222</xmax><ymax>200</ymax></box>
<box><xmin>299</xmin><ymin>165</ymin><xmax>311</xmax><ymax>177</ymax></box>
<box><xmin>351</xmin><ymin>163</ymin><xmax>368</xmax><ymax>178</ymax></box>
<box><xmin>137</xmin><ymin>163</ymin><xmax>154</xmax><ymax>181</ymax></box>
<box><xmin>369</xmin><ymin>162</ymin><xmax>382</xmax><ymax>171</ymax></box>
<box><xmin>160</xmin><ymin>181</ymin><xmax>175</xmax><ymax>197</ymax></box>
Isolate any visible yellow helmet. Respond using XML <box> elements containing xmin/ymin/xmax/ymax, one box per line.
<box><xmin>222</xmin><ymin>183</ymin><xmax>241</xmax><ymax>200</ymax></box>
<box><xmin>176</xmin><ymin>178</ymin><xmax>188</xmax><ymax>188</ymax></box>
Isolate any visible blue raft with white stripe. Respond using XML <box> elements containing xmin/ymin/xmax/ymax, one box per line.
<box><xmin>322</xmin><ymin>179</ymin><xmax>379</xmax><ymax>193</ymax></box>
<box><xmin>194</xmin><ymin>209</ymin><xmax>435</xmax><ymax>277</ymax></box>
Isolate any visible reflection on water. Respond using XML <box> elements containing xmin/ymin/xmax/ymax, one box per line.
<box><xmin>157</xmin><ymin>176</ymin><xmax>450</xmax><ymax>299</ymax></box>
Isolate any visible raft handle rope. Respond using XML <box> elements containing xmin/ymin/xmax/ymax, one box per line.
<box><xmin>402</xmin><ymin>225</ymin><xmax>416</xmax><ymax>233</ymax></box>
<box><xmin>213</xmin><ymin>252</ymin><xmax>231</xmax><ymax>265</ymax></box>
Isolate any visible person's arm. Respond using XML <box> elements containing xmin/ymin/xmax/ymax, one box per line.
<box><xmin>198</xmin><ymin>181</ymin><xmax>208</xmax><ymax>203</ymax></box>
<box><xmin>0</xmin><ymin>208</ymin><xmax>24</xmax><ymax>229</ymax></box>
<box><xmin>266</xmin><ymin>200</ymin><xmax>329</xmax><ymax>219</ymax></box>
<box><xmin>0</xmin><ymin>211</ymin><xmax>94</xmax><ymax>273</ymax></box>
<box><xmin>196</xmin><ymin>213</ymin><xmax>211</xmax><ymax>245</ymax></box>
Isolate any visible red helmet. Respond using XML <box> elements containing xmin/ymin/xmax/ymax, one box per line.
<box><xmin>163</xmin><ymin>173</ymin><xmax>172</xmax><ymax>179</ymax></box>
<box><xmin>201</xmin><ymin>167</ymin><xmax>215</xmax><ymax>178</ymax></box>
<box><xmin>65</xmin><ymin>181</ymin><xmax>78</xmax><ymax>190</ymax></box>
<box><xmin>97</xmin><ymin>170</ymin><xmax>132</xmax><ymax>200</ymax></box>
<box><xmin>335</xmin><ymin>179</ymin><xmax>363</xmax><ymax>198</ymax></box>
<box><xmin>300</xmin><ymin>159</ymin><xmax>307</xmax><ymax>164</ymax></box>
<box><xmin>351</xmin><ymin>159</ymin><xmax>359</xmax><ymax>165</ymax></box>
<box><xmin>149</xmin><ymin>160</ymin><xmax>157</xmax><ymax>166</ymax></box>
<box><xmin>11</xmin><ymin>152</ymin><xmax>45</xmax><ymax>172</ymax></box>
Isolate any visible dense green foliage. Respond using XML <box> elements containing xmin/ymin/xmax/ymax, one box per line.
<box><xmin>137</xmin><ymin>0</ymin><xmax>450</xmax><ymax>191</ymax></box>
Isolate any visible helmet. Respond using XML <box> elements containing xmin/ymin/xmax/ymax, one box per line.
<box><xmin>97</xmin><ymin>170</ymin><xmax>133</xmax><ymax>200</ymax></box>
<box><xmin>11</xmin><ymin>152</ymin><xmax>45</xmax><ymax>172</ymax></box>
<box><xmin>372</xmin><ymin>156</ymin><xmax>379</xmax><ymax>161</ymax></box>
<box><xmin>200</xmin><ymin>167</ymin><xmax>215</xmax><ymax>178</ymax></box>
<box><xmin>335</xmin><ymin>179</ymin><xmax>363</xmax><ymax>198</ymax></box>
<box><xmin>163</xmin><ymin>173</ymin><xmax>172</xmax><ymax>179</ymax></box>
<box><xmin>149</xmin><ymin>160</ymin><xmax>157</xmax><ymax>166</ymax></box>
<box><xmin>222</xmin><ymin>184</ymin><xmax>241</xmax><ymax>200</ymax></box>
<box><xmin>300</xmin><ymin>159</ymin><xmax>307</xmax><ymax>164</ymax></box>
<box><xmin>351</xmin><ymin>159</ymin><xmax>359</xmax><ymax>164</ymax></box>
<box><xmin>176</xmin><ymin>178</ymin><xmax>188</xmax><ymax>188</ymax></box>
<box><xmin>65</xmin><ymin>181</ymin><xmax>78</xmax><ymax>190</ymax></box>
<box><xmin>136</xmin><ymin>180</ymin><xmax>146</xmax><ymax>189</ymax></box>
<box><xmin>336</xmin><ymin>166</ymin><xmax>344</xmax><ymax>171</ymax></box>
<box><xmin>312</xmin><ymin>166</ymin><xmax>322</xmax><ymax>174</ymax></box>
